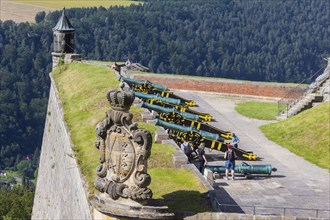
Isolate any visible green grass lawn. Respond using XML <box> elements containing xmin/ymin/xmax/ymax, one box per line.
<box><xmin>235</xmin><ymin>101</ymin><xmax>281</xmax><ymax>120</ymax></box>
<box><xmin>52</xmin><ymin>62</ymin><xmax>212</xmax><ymax>212</ymax></box>
<box><xmin>260</xmin><ymin>102</ymin><xmax>330</xmax><ymax>170</ymax></box>
<box><xmin>13</xmin><ymin>0</ymin><xmax>142</xmax><ymax>9</ymax></box>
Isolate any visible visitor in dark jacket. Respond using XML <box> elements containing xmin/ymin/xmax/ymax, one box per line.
<box><xmin>197</xmin><ymin>142</ymin><xmax>207</xmax><ymax>173</ymax></box>
<box><xmin>224</xmin><ymin>144</ymin><xmax>237</xmax><ymax>180</ymax></box>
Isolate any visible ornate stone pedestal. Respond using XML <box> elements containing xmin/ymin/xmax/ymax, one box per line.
<box><xmin>91</xmin><ymin>195</ymin><xmax>174</xmax><ymax>219</ymax></box>
<box><xmin>91</xmin><ymin>89</ymin><xmax>174</xmax><ymax>219</ymax></box>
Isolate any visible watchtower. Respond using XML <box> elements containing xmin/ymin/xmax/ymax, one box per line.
<box><xmin>52</xmin><ymin>8</ymin><xmax>81</xmax><ymax>70</ymax></box>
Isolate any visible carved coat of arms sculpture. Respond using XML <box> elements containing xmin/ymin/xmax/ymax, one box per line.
<box><xmin>94</xmin><ymin>89</ymin><xmax>153</xmax><ymax>204</ymax></box>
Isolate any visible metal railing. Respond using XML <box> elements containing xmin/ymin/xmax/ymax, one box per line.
<box><xmin>217</xmin><ymin>202</ymin><xmax>330</xmax><ymax>218</ymax></box>
<box><xmin>277</xmin><ymin>63</ymin><xmax>328</xmax><ymax>117</ymax></box>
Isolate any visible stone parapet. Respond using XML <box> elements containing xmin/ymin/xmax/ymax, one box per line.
<box><xmin>52</xmin><ymin>52</ymin><xmax>81</xmax><ymax>70</ymax></box>
<box><xmin>155</xmin><ymin>129</ymin><xmax>169</xmax><ymax>143</ymax></box>
<box><xmin>141</xmin><ymin>109</ymin><xmax>154</xmax><ymax>122</ymax></box>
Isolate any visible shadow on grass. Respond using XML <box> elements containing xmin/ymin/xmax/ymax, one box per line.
<box><xmin>147</xmin><ymin>188</ymin><xmax>247</xmax><ymax>218</ymax></box>
<box><xmin>147</xmin><ymin>190</ymin><xmax>213</xmax><ymax>218</ymax></box>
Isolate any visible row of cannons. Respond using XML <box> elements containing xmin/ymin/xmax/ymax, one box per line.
<box><xmin>119</xmin><ymin>76</ymin><xmax>277</xmax><ymax>176</ymax></box>
<box><xmin>121</xmin><ymin>76</ymin><xmax>256</xmax><ymax>159</ymax></box>
<box><xmin>90</xmin><ymin>71</ymin><xmax>276</xmax><ymax>219</ymax></box>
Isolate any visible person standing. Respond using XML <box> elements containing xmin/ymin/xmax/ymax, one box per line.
<box><xmin>224</xmin><ymin>144</ymin><xmax>237</xmax><ymax>180</ymax></box>
<box><xmin>197</xmin><ymin>142</ymin><xmax>207</xmax><ymax>173</ymax></box>
<box><xmin>180</xmin><ymin>139</ymin><xmax>194</xmax><ymax>163</ymax></box>
<box><xmin>232</xmin><ymin>133</ymin><xmax>240</xmax><ymax>148</ymax></box>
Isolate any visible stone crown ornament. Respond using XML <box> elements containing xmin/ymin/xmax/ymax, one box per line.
<box><xmin>106</xmin><ymin>89</ymin><xmax>135</xmax><ymax>111</ymax></box>
<box><xmin>91</xmin><ymin>87</ymin><xmax>174</xmax><ymax>219</ymax></box>
<box><xmin>93</xmin><ymin>89</ymin><xmax>153</xmax><ymax>206</ymax></box>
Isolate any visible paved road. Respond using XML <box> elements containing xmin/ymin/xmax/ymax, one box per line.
<box><xmin>176</xmin><ymin>91</ymin><xmax>330</xmax><ymax>218</ymax></box>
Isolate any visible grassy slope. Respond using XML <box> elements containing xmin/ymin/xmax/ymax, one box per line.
<box><xmin>260</xmin><ymin>102</ymin><xmax>330</xmax><ymax>170</ymax></box>
<box><xmin>235</xmin><ymin>101</ymin><xmax>279</xmax><ymax>120</ymax></box>
<box><xmin>235</xmin><ymin>101</ymin><xmax>285</xmax><ymax>120</ymax></box>
<box><xmin>52</xmin><ymin>62</ymin><xmax>211</xmax><ymax>212</ymax></box>
<box><xmin>12</xmin><ymin>0</ymin><xmax>141</xmax><ymax>9</ymax></box>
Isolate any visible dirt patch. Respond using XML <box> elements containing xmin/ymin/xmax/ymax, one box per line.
<box><xmin>134</xmin><ymin>75</ymin><xmax>307</xmax><ymax>99</ymax></box>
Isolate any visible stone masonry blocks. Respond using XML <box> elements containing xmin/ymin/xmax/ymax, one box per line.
<box><xmin>32</xmin><ymin>81</ymin><xmax>92</xmax><ymax>220</ymax></box>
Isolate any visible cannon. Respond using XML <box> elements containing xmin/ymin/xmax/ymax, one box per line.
<box><xmin>134</xmin><ymin>92</ymin><xmax>182</xmax><ymax>106</ymax></box>
<box><xmin>134</xmin><ymin>90</ymin><xmax>212</xmax><ymax>121</ymax></box>
<box><xmin>140</xmin><ymin>97</ymin><xmax>212</xmax><ymax>121</ymax></box>
<box><xmin>120</xmin><ymin>76</ymin><xmax>169</xmax><ymax>92</ymax></box>
<box><xmin>205</xmin><ymin>162</ymin><xmax>277</xmax><ymax>177</ymax></box>
<box><xmin>155</xmin><ymin>118</ymin><xmax>224</xmax><ymax>142</ymax></box>
<box><xmin>120</xmin><ymin>76</ymin><xmax>197</xmax><ymax>106</ymax></box>
<box><xmin>156</xmin><ymin>90</ymin><xmax>197</xmax><ymax>107</ymax></box>
<box><xmin>141</xmin><ymin>101</ymin><xmax>200</xmax><ymax>121</ymax></box>
<box><xmin>154</xmin><ymin>119</ymin><xmax>257</xmax><ymax>160</ymax></box>
<box><xmin>141</xmin><ymin>102</ymin><xmax>231</xmax><ymax>139</ymax></box>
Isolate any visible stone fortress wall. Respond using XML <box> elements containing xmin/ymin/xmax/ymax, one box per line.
<box><xmin>32</xmin><ymin>78</ymin><xmax>92</xmax><ymax>220</ymax></box>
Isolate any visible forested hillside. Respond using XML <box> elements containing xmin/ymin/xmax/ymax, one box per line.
<box><xmin>0</xmin><ymin>185</ymin><xmax>34</xmax><ymax>218</ymax></box>
<box><xmin>0</xmin><ymin>0</ymin><xmax>329</xmax><ymax>179</ymax></box>
<box><xmin>0</xmin><ymin>20</ymin><xmax>52</xmax><ymax>170</ymax></box>
<box><xmin>0</xmin><ymin>19</ymin><xmax>51</xmax><ymax>219</ymax></box>
<box><xmin>66</xmin><ymin>0</ymin><xmax>328</xmax><ymax>82</ymax></box>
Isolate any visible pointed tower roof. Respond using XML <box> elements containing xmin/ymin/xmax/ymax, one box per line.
<box><xmin>53</xmin><ymin>8</ymin><xmax>75</xmax><ymax>32</ymax></box>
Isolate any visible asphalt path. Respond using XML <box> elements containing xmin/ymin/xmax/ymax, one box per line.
<box><xmin>176</xmin><ymin>90</ymin><xmax>330</xmax><ymax>218</ymax></box>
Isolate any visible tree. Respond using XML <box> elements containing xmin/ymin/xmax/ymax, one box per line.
<box><xmin>0</xmin><ymin>186</ymin><xmax>34</xmax><ymax>219</ymax></box>
<box><xmin>35</xmin><ymin>11</ymin><xmax>46</xmax><ymax>23</ymax></box>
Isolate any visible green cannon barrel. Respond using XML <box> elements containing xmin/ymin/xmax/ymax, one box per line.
<box><xmin>141</xmin><ymin>102</ymin><xmax>173</xmax><ymax>113</ymax></box>
<box><xmin>141</xmin><ymin>102</ymin><xmax>231</xmax><ymax>138</ymax></box>
<box><xmin>134</xmin><ymin>91</ymin><xmax>182</xmax><ymax>105</ymax></box>
<box><xmin>141</xmin><ymin>102</ymin><xmax>200</xmax><ymax>121</ymax></box>
<box><xmin>205</xmin><ymin>162</ymin><xmax>277</xmax><ymax>175</ymax></box>
<box><xmin>120</xmin><ymin>76</ymin><xmax>198</xmax><ymax>107</ymax></box>
<box><xmin>120</xmin><ymin>76</ymin><xmax>169</xmax><ymax>91</ymax></box>
<box><xmin>154</xmin><ymin>119</ymin><xmax>223</xmax><ymax>142</ymax></box>
<box><xmin>149</xmin><ymin>82</ymin><xmax>168</xmax><ymax>91</ymax></box>
<box><xmin>157</xmin><ymin>90</ymin><xmax>197</xmax><ymax>107</ymax></box>
<box><xmin>119</xmin><ymin>76</ymin><xmax>144</xmax><ymax>86</ymax></box>
<box><xmin>144</xmin><ymin>100</ymin><xmax>213</xmax><ymax>121</ymax></box>
<box><xmin>155</xmin><ymin>119</ymin><xmax>192</xmax><ymax>133</ymax></box>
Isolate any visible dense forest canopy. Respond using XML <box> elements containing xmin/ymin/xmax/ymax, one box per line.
<box><xmin>67</xmin><ymin>0</ymin><xmax>329</xmax><ymax>82</ymax></box>
<box><xmin>0</xmin><ymin>20</ymin><xmax>52</xmax><ymax>170</ymax></box>
<box><xmin>0</xmin><ymin>0</ymin><xmax>329</xmax><ymax>171</ymax></box>
<box><xmin>0</xmin><ymin>186</ymin><xmax>34</xmax><ymax>218</ymax></box>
